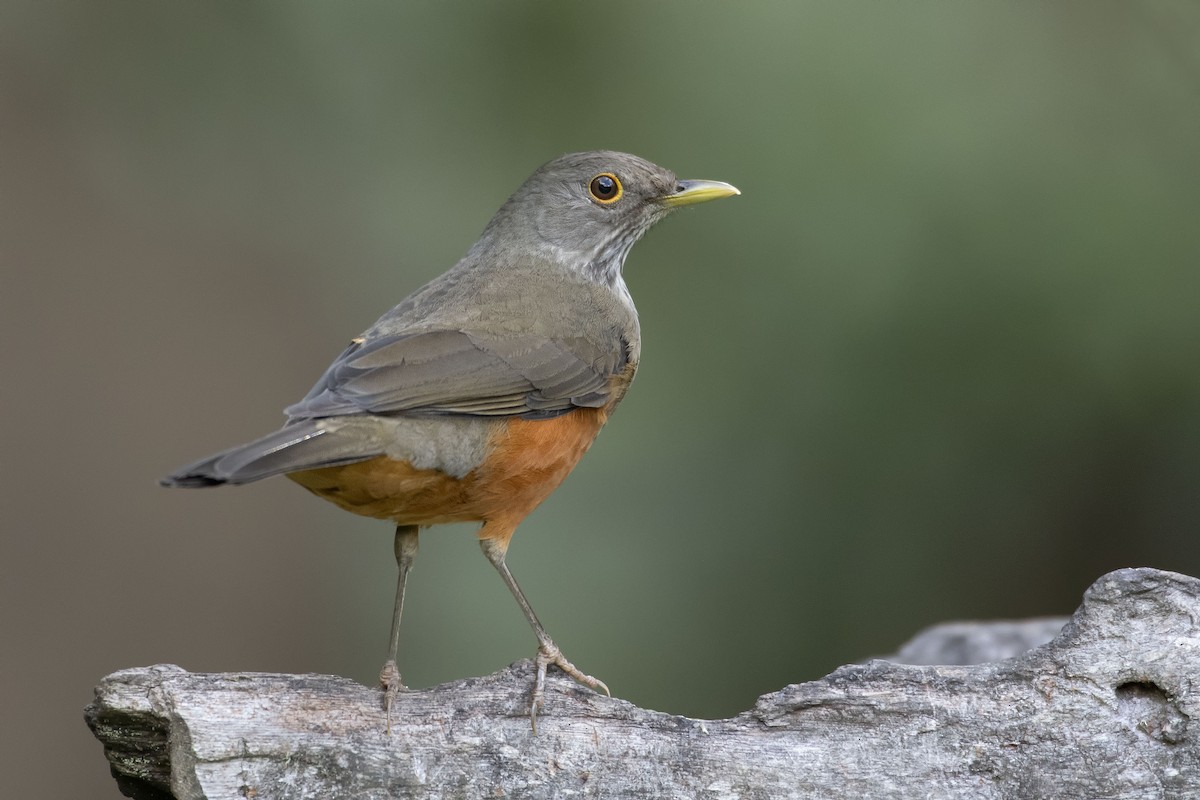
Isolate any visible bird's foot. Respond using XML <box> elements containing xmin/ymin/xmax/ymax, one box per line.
<box><xmin>530</xmin><ymin>640</ymin><xmax>610</xmax><ymax>734</ymax></box>
<box><xmin>379</xmin><ymin>659</ymin><xmax>406</xmax><ymax>735</ymax></box>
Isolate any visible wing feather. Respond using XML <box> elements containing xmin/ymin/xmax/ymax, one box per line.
<box><xmin>284</xmin><ymin>329</ymin><xmax>620</xmax><ymax>420</ymax></box>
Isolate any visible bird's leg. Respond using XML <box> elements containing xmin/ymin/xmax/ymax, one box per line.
<box><xmin>381</xmin><ymin>524</ymin><xmax>419</xmax><ymax>734</ymax></box>
<box><xmin>479</xmin><ymin>537</ymin><xmax>610</xmax><ymax>733</ymax></box>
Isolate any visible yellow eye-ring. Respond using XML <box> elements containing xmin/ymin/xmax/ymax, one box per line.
<box><xmin>588</xmin><ymin>173</ymin><xmax>623</xmax><ymax>204</ymax></box>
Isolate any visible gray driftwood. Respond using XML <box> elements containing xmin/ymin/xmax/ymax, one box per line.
<box><xmin>86</xmin><ymin>568</ymin><xmax>1200</xmax><ymax>799</ymax></box>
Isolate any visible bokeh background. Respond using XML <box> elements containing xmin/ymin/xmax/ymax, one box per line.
<box><xmin>5</xmin><ymin>2</ymin><xmax>1200</xmax><ymax>796</ymax></box>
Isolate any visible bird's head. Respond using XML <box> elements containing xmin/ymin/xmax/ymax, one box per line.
<box><xmin>477</xmin><ymin>150</ymin><xmax>739</xmax><ymax>285</ymax></box>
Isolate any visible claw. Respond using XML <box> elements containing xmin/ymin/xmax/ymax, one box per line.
<box><xmin>529</xmin><ymin>640</ymin><xmax>609</xmax><ymax>734</ymax></box>
<box><xmin>380</xmin><ymin>659</ymin><xmax>404</xmax><ymax>735</ymax></box>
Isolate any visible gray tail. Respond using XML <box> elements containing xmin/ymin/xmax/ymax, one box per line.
<box><xmin>161</xmin><ymin>419</ymin><xmax>382</xmax><ymax>487</ymax></box>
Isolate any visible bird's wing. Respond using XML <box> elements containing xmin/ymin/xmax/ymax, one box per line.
<box><xmin>284</xmin><ymin>329</ymin><xmax>626</xmax><ymax>420</ymax></box>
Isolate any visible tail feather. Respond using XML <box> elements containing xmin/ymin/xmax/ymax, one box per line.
<box><xmin>161</xmin><ymin>420</ymin><xmax>384</xmax><ymax>487</ymax></box>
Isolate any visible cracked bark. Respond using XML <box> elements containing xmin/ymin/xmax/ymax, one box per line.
<box><xmin>86</xmin><ymin>568</ymin><xmax>1200</xmax><ymax>799</ymax></box>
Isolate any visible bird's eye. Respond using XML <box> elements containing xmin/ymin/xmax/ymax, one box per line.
<box><xmin>588</xmin><ymin>173</ymin><xmax>623</xmax><ymax>205</ymax></box>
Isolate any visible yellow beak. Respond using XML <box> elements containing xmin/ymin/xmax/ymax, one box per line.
<box><xmin>657</xmin><ymin>179</ymin><xmax>741</xmax><ymax>208</ymax></box>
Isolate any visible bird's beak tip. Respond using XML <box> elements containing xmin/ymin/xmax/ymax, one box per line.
<box><xmin>658</xmin><ymin>179</ymin><xmax>741</xmax><ymax>208</ymax></box>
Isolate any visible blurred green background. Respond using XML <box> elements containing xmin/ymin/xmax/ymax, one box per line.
<box><xmin>4</xmin><ymin>2</ymin><xmax>1199</xmax><ymax>796</ymax></box>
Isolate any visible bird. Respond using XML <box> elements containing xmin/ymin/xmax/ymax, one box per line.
<box><xmin>162</xmin><ymin>150</ymin><xmax>740</xmax><ymax>731</ymax></box>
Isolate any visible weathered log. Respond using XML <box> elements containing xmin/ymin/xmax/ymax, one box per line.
<box><xmin>86</xmin><ymin>568</ymin><xmax>1200</xmax><ymax>799</ymax></box>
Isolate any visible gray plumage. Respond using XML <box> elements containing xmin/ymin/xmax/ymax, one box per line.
<box><xmin>163</xmin><ymin>151</ymin><xmax>733</xmax><ymax>489</ymax></box>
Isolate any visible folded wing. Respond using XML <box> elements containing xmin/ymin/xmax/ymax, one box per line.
<box><xmin>285</xmin><ymin>329</ymin><xmax>623</xmax><ymax>420</ymax></box>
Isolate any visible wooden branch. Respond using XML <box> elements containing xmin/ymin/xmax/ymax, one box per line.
<box><xmin>86</xmin><ymin>568</ymin><xmax>1200</xmax><ymax>799</ymax></box>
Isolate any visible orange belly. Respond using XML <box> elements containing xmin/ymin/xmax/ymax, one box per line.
<box><xmin>287</xmin><ymin>407</ymin><xmax>608</xmax><ymax>543</ymax></box>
